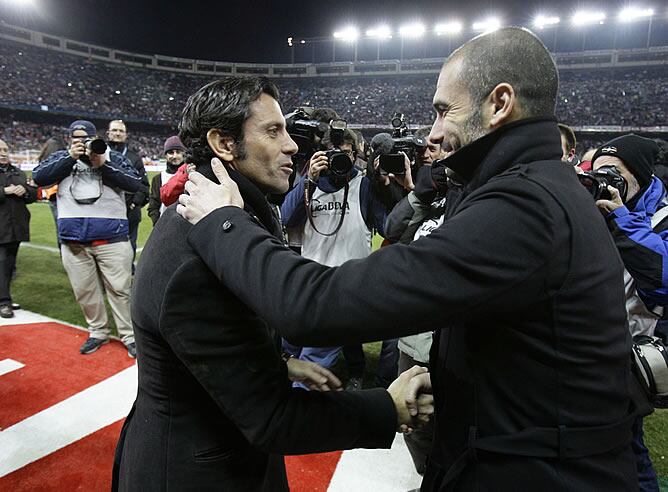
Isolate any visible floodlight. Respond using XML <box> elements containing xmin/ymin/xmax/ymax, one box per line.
<box><xmin>435</xmin><ymin>21</ymin><xmax>463</xmax><ymax>35</ymax></box>
<box><xmin>366</xmin><ymin>25</ymin><xmax>392</xmax><ymax>39</ymax></box>
<box><xmin>534</xmin><ymin>15</ymin><xmax>560</xmax><ymax>29</ymax></box>
<box><xmin>618</xmin><ymin>7</ymin><xmax>654</xmax><ymax>22</ymax></box>
<box><xmin>399</xmin><ymin>23</ymin><xmax>426</xmax><ymax>38</ymax></box>
<box><xmin>300</xmin><ymin>39</ymin><xmax>306</xmax><ymax>44</ymax></box>
<box><xmin>571</xmin><ymin>11</ymin><xmax>606</xmax><ymax>27</ymax></box>
<box><xmin>287</xmin><ymin>37</ymin><xmax>293</xmax><ymax>47</ymax></box>
<box><xmin>333</xmin><ymin>27</ymin><xmax>359</xmax><ymax>42</ymax></box>
<box><xmin>472</xmin><ymin>18</ymin><xmax>501</xmax><ymax>32</ymax></box>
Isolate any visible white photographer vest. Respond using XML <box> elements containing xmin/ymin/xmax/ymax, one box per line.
<box><xmin>301</xmin><ymin>174</ymin><xmax>372</xmax><ymax>267</ymax></box>
<box><xmin>56</xmin><ymin>160</ymin><xmax>127</xmax><ymax>220</ymax></box>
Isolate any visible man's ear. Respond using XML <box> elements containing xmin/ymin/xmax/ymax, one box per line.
<box><xmin>487</xmin><ymin>83</ymin><xmax>517</xmax><ymax>129</ymax></box>
<box><xmin>206</xmin><ymin>129</ymin><xmax>236</xmax><ymax>164</ymax></box>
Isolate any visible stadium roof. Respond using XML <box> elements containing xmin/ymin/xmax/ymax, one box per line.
<box><xmin>1</xmin><ymin>0</ymin><xmax>667</xmax><ymax>63</ymax></box>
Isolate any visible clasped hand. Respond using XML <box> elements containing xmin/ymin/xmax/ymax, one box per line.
<box><xmin>387</xmin><ymin>366</ymin><xmax>434</xmax><ymax>434</ymax></box>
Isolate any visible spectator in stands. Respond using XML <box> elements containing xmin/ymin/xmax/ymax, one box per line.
<box><xmin>0</xmin><ymin>138</ymin><xmax>37</xmax><ymax>318</ymax></box>
<box><xmin>147</xmin><ymin>136</ymin><xmax>187</xmax><ymax>225</ymax></box>
<box><xmin>107</xmin><ymin>120</ymin><xmax>149</xmax><ymax>266</ymax></box>
<box><xmin>590</xmin><ymin>134</ymin><xmax>664</xmax><ymax>492</ymax></box>
<box><xmin>280</xmin><ymin>128</ymin><xmax>394</xmax><ymax>388</ymax></box>
<box><xmin>32</xmin><ymin>120</ymin><xmax>142</xmax><ymax>357</ymax></box>
<box><xmin>558</xmin><ymin>123</ymin><xmax>577</xmax><ymax>163</ymax></box>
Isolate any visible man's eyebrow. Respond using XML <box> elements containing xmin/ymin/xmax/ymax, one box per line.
<box><xmin>262</xmin><ymin>120</ymin><xmax>285</xmax><ymax>129</ymax></box>
<box><xmin>433</xmin><ymin>101</ymin><xmax>451</xmax><ymax>111</ymax></box>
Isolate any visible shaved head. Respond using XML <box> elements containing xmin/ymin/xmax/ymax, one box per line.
<box><xmin>447</xmin><ymin>27</ymin><xmax>558</xmax><ymax>118</ymax></box>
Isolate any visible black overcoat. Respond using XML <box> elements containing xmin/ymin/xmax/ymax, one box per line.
<box><xmin>186</xmin><ymin>119</ymin><xmax>640</xmax><ymax>491</ymax></box>
<box><xmin>113</xmin><ymin>169</ymin><xmax>396</xmax><ymax>492</ymax></box>
<box><xmin>0</xmin><ymin>164</ymin><xmax>37</xmax><ymax>244</ymax></box>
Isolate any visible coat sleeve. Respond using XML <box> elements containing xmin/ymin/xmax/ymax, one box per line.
<box><xmin>147</xmin><ymin>174</ymin><xmax>162</xmax><ymax>226</ymax></box>
<box><xmin>186</xmin><ymin>177</ymin><xmax>563</xmax><ymax>346</ymax></box>
<box><xmin>159</xmin><ymin>258</ymin><xmax>396</xmax><ymax>455</ymax></box>
<box><xmin>18</xmin><ymin>170</ymin><xmax>37</xmax><ymax>204</ymax></box>
<box><xmin>32</xmin><ymin>150</ymin><xmax>76</xmax><ymax>186</ymax></box>
<box><xmin>131</xmin><ymin>155</ymin><xmax>150</xmax><ymax>207</ymax></box>
<box><xmin>280</xmin><ymin>175</ymin><xmax>308</xmax><ymax>228</ymax></box>
<box><xmin>607</xmin><ymin>205</ymin><xmax>668</xmax><ymax>306</ymax></box>
<box><xmin>101</xmin><ymin>153</ymin><xmax>143</xmax><ymax>192</ymax></box>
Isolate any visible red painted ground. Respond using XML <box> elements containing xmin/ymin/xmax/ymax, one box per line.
<box><xmin>0</xmin><ymin>321</ymin><xmax>340</xmax><ymax>490</ymax></box>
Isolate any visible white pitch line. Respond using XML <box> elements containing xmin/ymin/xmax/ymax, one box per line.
<box><xmin>0</xmin><ymin>359</ymin><xmax>24</xmax><ymax>377</ymax></box>
<box><xmin>328</xmin><ymin>433</ymin><xmax>423</xmax><ymax>491</ymax></box>
<box><xmin>0</xmin><ymin>364</ymin><xmax>137</xmax><ymax>477</ymax></box>
<box><xmin>20</xmin><ymin>243</ymin><xmax>59</xmax><ymax>254</ymax></box>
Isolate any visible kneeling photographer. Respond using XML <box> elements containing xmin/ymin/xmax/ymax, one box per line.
<box><xmin>583</xmin><ymin>134</ymin><xmax>665</xmax><ymax>492</ymax></box>
<box><xmin>281</xmin><ymin>126</ymin><xmax>390</xmax><ymax>384</ymax></box>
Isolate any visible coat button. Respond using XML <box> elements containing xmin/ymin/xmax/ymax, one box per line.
<box><xmin>222</xmin><ymin>220</ymin><xmax>233</xmax><ymax>232</ymax></box>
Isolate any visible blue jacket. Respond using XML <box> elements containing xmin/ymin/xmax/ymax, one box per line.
<box><xmin>607</xmin><ymin>176</ymin><xmax>668</xmax><ymax>307</ymax></box>
<box><xmin>33</xmin><ymin>150</ymin><xmax>143</xmax><ymax>242</ymax></box>
<box><xmin>281</xmin><ymin>170</ymin><xmax>388</xmax><ymax>237</ymax></box>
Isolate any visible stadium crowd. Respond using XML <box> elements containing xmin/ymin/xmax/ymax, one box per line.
<box><xmin>1</xmin><ymin>39</ymin><xmax>667</xmax><ymax>130</ymax></box>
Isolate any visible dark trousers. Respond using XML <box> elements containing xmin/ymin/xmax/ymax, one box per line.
<box><xmin>0</xmin><ymin>241</ymin><xmax>20</xmax><ymax>305</ymax></box>
<box><xmin>398</xmin><ymin>350</ymin><xmax>433</xmax><ymax>475</ymax></box>
<box><xmin>632</xmin><ymin>416</ymin><xmax>659</xmax><ymax>492</ymax></box>
<box><xmin>127</xmin><ymin>206</ymin><xmax>141</xmax><ymax>256</ymax></box>
<box><xmin>343</xmin><ymin>339</ymin><xmax>399</xmax><ymax>388</ymax></box>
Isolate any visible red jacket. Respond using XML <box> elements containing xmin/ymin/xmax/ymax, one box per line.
<box><xmin>160</xmin><ymin>163</ymin><xmax>188</xmax><ymax>206</ymax></box>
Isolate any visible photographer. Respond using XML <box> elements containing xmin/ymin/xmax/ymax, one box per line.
<box><xmin>589</xmin><ymin>134</ymin><xmax>665</xmax><ymax>492</ymax></box>
<box><xmin>281</xmin><ymin>128</ymin><xmax>391</xmax><ymax>381</ymax></box>
<box><xmin>33</xmin><ymin>120</ymin><xmax>142</xmax><ymax>358</ymax></box>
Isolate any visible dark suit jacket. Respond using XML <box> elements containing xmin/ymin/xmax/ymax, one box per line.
<box><xmin>113</xmin><ymin>173</ymin><xmax>396</xmax><ymax>491</ymax></box>
<box><xmin>185</xmin><ymin>120</ymin><xmax>638</xmax><ymax>491</ymax></box>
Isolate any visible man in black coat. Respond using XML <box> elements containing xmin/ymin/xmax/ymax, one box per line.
<box><xmin>0</xmin><ymin>138</ymin><xmax>37</xmax><ymax>318</ymax></box>
<box><xmin>107</xmin><ymin>120</ymin><xmax>149</xmax><ymax>264</ymax></box>
<box><xmin>178</xmin><ymin>28</ymin><xmax>640</xmax><ymax>490</ymax></box>
<box><xmin>113</xmin><ymin>77</ymin><xmax>431</xmax><ymax>492</ymax></box>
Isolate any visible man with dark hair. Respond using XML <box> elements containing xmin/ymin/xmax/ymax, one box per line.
<box><xmin>113</xmin><ymin>76</ymin><xmax>431</xmax><ymax>492</ymax></box>
<box><xmin>178</xmin><ymin>28</ymin><xmax>640</xmax><ymax>490</ymax></box>
<box><xmin>558</xmin><ymin>123</ymin><xmax>577</xmax><ymax>162</ymax></box>
<box><xmin>280</xmin><ymin>127</ymin><xmax>391</xmax><ymax>388</ymax></box>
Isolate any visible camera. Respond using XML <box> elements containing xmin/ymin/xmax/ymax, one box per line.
<box><xmin>578</xmin><ymin>165</ymin><xmax>628</xmax><ymax>201</ymax></box>
<box><xmin>378</xmin><ymin>113</ymin><xmax>426</xmax><ymax>175</ymax></box>
<box><xmin>79</xmin><ymin>138</ymin><xmax>107</xmax><ymax>164</ymax></box>
<box><xmin>284</xmin><ymin>107</ymin><xmax>330</xmax><ymax>163</ymax></box>
<box><xmin>85</xmin><ymin>138</ymin><xmax>107</xmax><ymax>155</ymax></box>
<box><xmin>322</xmin><ymin>119</ymin><xmax>353</xmax><ymax>177</ymax></box>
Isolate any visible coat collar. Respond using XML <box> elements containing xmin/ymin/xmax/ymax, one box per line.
<box><xmin>440</xmin><ymin>117</ymin><xmax>562</xmax><ymax>193</ymax></box>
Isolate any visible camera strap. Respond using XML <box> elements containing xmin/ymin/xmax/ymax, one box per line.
<box><xmin>304</xmin><ymin>177</ymin><xmax>350</xmax><ymax>237</ymax></box>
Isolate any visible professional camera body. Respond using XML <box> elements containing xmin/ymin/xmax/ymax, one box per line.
<box><xmin>285</xmin><ymin>107</ymin><xmax>352</xmax><ymax>177</ymax></box>
<box><xmin>578</xmin><ymin>165</ymin><xmax>628</xmax><ymax>201</ymax></box>
<box><xmin>79</xmin><ymin>138</ymin><xmax>107</xmax><ymax>164</ymax></box>
<box><xmin>379</xmin><ymin>113</ymin><xmax>426</xmax><ymax>175</ymax></box>
<box><xmin>323</xmin><ymin>119</ymin><xmax>353</xmax><ymax>177</ymax></box>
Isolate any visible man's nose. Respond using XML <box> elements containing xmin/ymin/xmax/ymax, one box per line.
<box><xmin>284</xmin><ymin>135</ymin><xmax>299</xmax><ymax>156</ymax></box>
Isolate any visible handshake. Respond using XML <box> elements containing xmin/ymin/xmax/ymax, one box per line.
<box><xmin>286</xmin><ymin>358</ymin><xmax>433</xmax><ymax>434</ymax></box>
<box><xmin>387</xmin><ymin>366</ymin><xmax>433</xmax><ymax>434</ymax></box>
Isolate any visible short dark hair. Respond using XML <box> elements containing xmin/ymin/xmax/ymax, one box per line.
<box><xmin>414</xmin><ymin>126</ymin><xmax>432</xmax><ymax>141</ymax></box>
<box><xmin>449</xmin><ymin>27</ymin><xmax>558</xmax><ymax>118</ymax></box>
<box><xmin>179</xmin><ymin>76</ymin><xmax>279</xmax><ymax>166</ymax></box>
<box><xmin>558</xmin><ymin>123</ymin><xmax>577</xmax><ymax>151</ymax></box>
<box><xmin>311</xmin><ymin>107</ymin><xmax>340</xmax><ymax>123</ymax></box>
<box><xmin>322</xmin><ymin>128</ymin><xmax>358</xmax><ymax>153</ymax></box>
